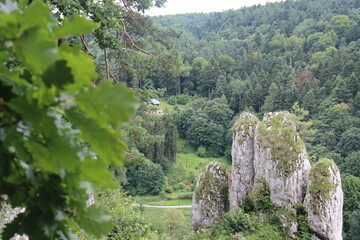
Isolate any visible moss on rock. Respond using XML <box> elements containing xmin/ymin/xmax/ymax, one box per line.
<box><xmin>257</xmin><ymin>112</ymin><xmax>304</xmax><ymax>177</ymax></box>
<box><xmin>192</xmin><ymin>162</ymin><xmax>229</xmax><ymax>230</ymax></box>
<box><xmin>307</xmin><ymin>158</ymin><xmax>337</xmax><ymax>213</ymax></box>
<box><xmin>233</xmin><ymin>112</ymin><xmax>259</xmax><ymax>145</ymax></box>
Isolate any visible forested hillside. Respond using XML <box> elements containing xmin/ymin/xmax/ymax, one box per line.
<box><xmin>92</xmin><ymin>0</ymin><xmax>360</xmax><ymax>238</ymax></box>
<box><xmin>148</xmin><ymin>0</ymin><xmax>360</xmax><ymax>238</ymax></box>
<box><xmin>1</xmin><ymin>0</ymin><xmax>360</xmax><ymax>239</ymax></box>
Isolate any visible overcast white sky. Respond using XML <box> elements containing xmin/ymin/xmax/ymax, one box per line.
<box><xmin>146</xmin><ymin>0</ymin><xmax>282</xmax><ymax>16</ymax></box>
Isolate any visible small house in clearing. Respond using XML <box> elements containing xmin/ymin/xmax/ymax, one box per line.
<box><xmin>149</xmin><ymin>98</ymin><xmax>160</xmax><ymax>106</ymax></box>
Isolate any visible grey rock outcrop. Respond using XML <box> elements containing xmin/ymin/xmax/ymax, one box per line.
<box><xmin>192</xmin><ymin>162</ymin><xmax>229</xmax><ymax>230</ymax></box>
<box><xmin>229</xmin><ymin>113</ymin><xmax>258</xmax><ymax>210</ymax></box>
<box><xmin>253</xmin><ymin>112</ymin><xmax>311</xmax><ymax>209</ymax></box>
<box><xmin>193</xmin><ymin>111</ymin><xmax>343</xmax><ymax>239</ymax></box>
<box><xmin>279</xmin><ymin>213</ymin><xmax>298</xmax><ymax>239</ymax></box>
<box><xmin>229</xmin><ymin>111</ymin><xmax>342</xmax><ymax>239</ymax></box>
<box><xmin>304</xmin><ymin>159</ymin><xmax>343</xmax><ymax>240</ymax></box>
<box><xmin>230</xmin><ymin>112</ymin><xmax>311</xmax><ymax>210</ymax></box>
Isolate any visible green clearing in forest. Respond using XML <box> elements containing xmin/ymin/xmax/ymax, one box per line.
<box><xmin>176</xmin><ymin>152</ymin><xmax>231</xmax><ymax>175</ymax></box>
<box><xmin>176</xmin><ymin>138</ymin><xmax>231</xmax><ymax>176</ymax></box>
<box><xmin>143</xmin><ymin>199</ymin><xmax>192</xmax><ymax>206</ymax></box>
<box><xmin>158</xmin><ymin>99</ymin><xmax>185</xmax><ymax>113</ymax></box>
<box><xmin>142</xmin><ymin>208</ymin><xmax>191</xmax><ymax>239</ymax></box>
<box><xmin>134</xmin><ymin>193</ymin><xmax>192</xmax><ymax>206</ymax></box>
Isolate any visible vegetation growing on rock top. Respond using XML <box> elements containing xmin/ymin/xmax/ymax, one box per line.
<box><xmin>194</xmin><ymin>162</ymin><xmax>229</xmax><ymax>202</ymax></box>
<box><xmin>308</xmin><ymin>158</ymin><xmax>338</xmax><ymax>212</ymax></box>
<box><xmin>233</xmin><ymin>112</ymin><xmax>259</xmax><ymax>144</ymax></box>
<box><xmin>257</xmin><ymin>112</ymin><xmax>305</xmax><ymax>176</ymax></box>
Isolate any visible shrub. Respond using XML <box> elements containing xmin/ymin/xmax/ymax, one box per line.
<box><xmin>173</xmin><ymin>182</ymin><xmax>186</xmax><ymax>191</ymax></box>
<box><xmin>196</xmin><ymin>146</ymin><xmax>207</xmax><ymax>157</ymax></box>
<box><xmin>159</xmin><ymin>191</ymin><xmax>167</xmax><ymax>200</ymax></box>
<box><xmin>295</xmin><ymin>204</ymin><xmax>311</xmax><ymax>240</ymax></box>
<box><xmin>184</xmin><ymin>186</ymin><xmax>192</xmax><ymax>192</ymax></box>
<box><xmin>218</xmin><ymin>209</ymin><xmax>261</xmax><ymax>235</ymax></box>
<box><xmin>249</xmin><ymin>178</ymin><xmax>273</xmax><ymax>213</ymax></box>
<box><xmin>165</xmin><ymin>186</ymin><xmax>174</xmax><ymax>193</ymax></box>
<box><xmin>167</xmin><ymin>95</ymin><xmax>192</xmax><ymax>105</ymax></box>
<box><xmin>96</xmin><ymin>190</ymin><xmax>157</xmax><ymax>240</ymax></box>
<box><xmin>177</xmin><ymin>193</ymin><xmax>194</xmax><ymax>199</ymax></box>
<box><xmin>177</xmin><ymin>94</ymin><xmax>193</xmax><ymax>105</ymax></box>
<box><xmin>167</xmin><ymin>96</ymin><xmax>177</xmax><ymax>105</ymax></box>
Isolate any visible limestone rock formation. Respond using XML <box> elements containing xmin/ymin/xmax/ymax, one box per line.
<box><xmin>229</xmin><ymin>113</ymin><xmax>258</xmax><ymax>210</ymax></box>
<box><xmin>193</xmin><ymin>111</ymin><xmax>343</xmax><ymax>239</ymax></box>
<box><xmin>192</xmin><ymin>162</ymin><xmax>229</xmax><ymax>230</ymax></box>
<box><xmin>304</xmin><ymin>159</ymin><xmax>343</xmax><ymax>240</ymax></box>
<box><xmin>230</xmin><ymin>112</ymin><xmax>311</xmax><ymax>210</ymax></box>
<box><xmin>254</xmin><ymin>112</ymin><xmax>311</xmax><ymax>209</ymax></box>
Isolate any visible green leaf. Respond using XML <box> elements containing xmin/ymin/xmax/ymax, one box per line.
<box><xmin>17</xmin><ymin>0</ymin><xmax>27</xmax><ymax>9</ymax></box>
<box><xmin>76</xmin><ymin>81</ymin><xmax>138</xmax><ymax>128</ymax></box>
<box><xmin>19</xmin><ymin>1</ymin><xmax>55</xmax><ymax>31</ymax></box>
<box><xmin>0</xmin><ymin>69</ymin><xmax>29</xmax><ymax>94</ymax></box>
<box><xmin>80</xmin><ymin>157</ymin><xmax>118</xmax><ymax>188</ymax></box>
<box><xmin>9</xmin><ymin>97</ymin><xmax>80</xmax><ymax>173</ymax></box>
<box><xmin>66</xmin><ymin>108</ymin><xmax>126</xmax><ymax>165</ymax></box>
<box><xmin>57</xmin><ymin>44</ymin><xmax>97</xmax><ymax>92</ymax></box>
<box><xmin>9</xmin><ymin>97</ymin><xmax>57</xmax><ymax>135</ymax></box>
<box><xmin>14</xmin><ymin>26</ymin><xmax>57</xmax><ymax>74</ymax></box>
<box><xmin>0</xmin><ymin>9</ymin><xmax>20</xmax><ymax>39</ymax></box>
<box><xmin>54</xmin><ymin>14</ymin><xmax>100</xmax><ymax>38</ymax></box>
<box><xmin>43</xmin><ymin>60</ymin><xmax>74</xmax><ymax>89</ymax></box>
<box><xmin>24</xmin><ymin>139</ymin><xmax>79</xmax><ymax>174</ymax></box>
<box><xmin>77</xmin><ymin>206</ymin><xmax>113</xmax><ymax>238</ymax></box>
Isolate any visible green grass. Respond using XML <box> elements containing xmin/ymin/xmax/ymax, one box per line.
<box><xmin>177</xmin><ymin>153</ymin><xmax>231</xmax><ymax>176</ymax></box>
<box><xmin>145</xmin><ymin>199</ymin><xmax>192</xmax><ymax>206</ymax></box>
<box><xmin>133</xmin><ymin>195</ymin><xmax>164</xmax><ymax>205</ymax></box>
<box><xmin>158</xmin><ymin>99</ymin><xmax>185</xmax><ymax>113</ymax></box>
<box><xmin>142</xmin><ymin>208</ymin><xmax>191</xmax><ymax>239</ymax></box>
<box><xmin>134</xmin><ymin>195</ymin><xmax>192</xmax><ymax>206</ymax></box>
<box><xmin>176</xmin><ymin>138</ymin><xmax>231</xmax><ymax>175</ymax></box>
<box><xmin>167</xmin><ymin>190</ymin><xmax>193</xmax><ymax>199</ymax></box>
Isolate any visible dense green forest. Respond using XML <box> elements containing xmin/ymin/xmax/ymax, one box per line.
<box><xmin>113</xmin><ymin>0</ymin><xmax>360</xmax><ymax>238</ymax></box>
<box><xmin>1</xmin><ymin>0</ymin><xmax>360</xmax><ymax>239</ymax></box>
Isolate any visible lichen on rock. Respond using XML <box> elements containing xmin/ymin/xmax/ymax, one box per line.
<box><xmin>304</xmin><ymin>158</ymin><xmax>343</xmax><ymax>240</ymax></box>
<box><xmin>232</xmin><ymin>112</ymin><xmax>259</xmax><ymax>145</ymax></box>
<box><xmin>194</xmin><ymin>111</ymin><xmax>343</xmax><ymax>240</ymax></box>
<box><xmin>192</xmin><ymin>161</ymin><xmax>229</xmax><ymax>230</ymax></box>
<box><xmin>257</xmin><ymin>112</ymin><xmax>304</xmax><ymax>176</ymax></box>
<box><xmin>253</xmin><ymin>112</ymin><xmax>311</xmax><ymax>209</ymax></box>
<box><xmin>229</xmin><ymin>113</ymin><xmax>258</xmax><ymax>210</ymax></box>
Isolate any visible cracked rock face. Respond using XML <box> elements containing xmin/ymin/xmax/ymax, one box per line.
<box><xmin>192</xmin><ymin>162</ymin><xmax>229</xmax><ymax>230</ymax></box>
<box><xmin>230</xmin><ymin>112</ymin><xmax>311</xmax><ymax>210</ymax></box>
<box><xmin>229</xmin><ymin>113</ymin><xmax>258</xmax><ymax>210</ymax></box>
<box><xmin>194</xmin><ymin>111</ymin><xmax>343</xmax><ymax>239</ymax></box>
<box><xmin>304</xmin><ymin>159</ymin><xmax>343</xmax><ymax>240</ymax></box>
<box><xmin>254</xmin><ymin>112</ymin><xmax>311</xmax><ymax>209</ymax></box>
<box><xmin>229</xmin><ymin>112</ymin><xmax>342</xmax><ymax>239</ymax></box>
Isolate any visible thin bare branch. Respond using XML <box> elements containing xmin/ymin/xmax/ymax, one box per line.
<box><xmin>118</xmin><ymin>18</ymin><xmax>154</xmax><ymax>56</ymax></box>
<box><xmin>104</xmin><ymin>49</ymin><xmax>110</xmax><ymax>79</ymax></box>
<box><xmin>80</xmin><ymin>34</ymin><xmax>89</xmax><ymax>52</ymax></box>
<box><xmin>108</xmin><ymin>69</ymin><xmax>119</xmax><ymax>83</ymax></box>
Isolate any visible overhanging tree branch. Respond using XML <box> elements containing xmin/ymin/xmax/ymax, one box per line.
<box><xmin>119</xmin><ymin>18</ymin><xmax>154</xmax><ymax>56</ymax></box>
